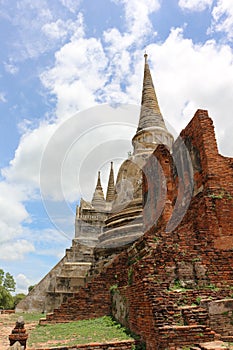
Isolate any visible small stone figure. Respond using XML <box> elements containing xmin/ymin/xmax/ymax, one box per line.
<box><xmin>9</xmin><ymin>316</ymin><xmax>28</xmax><ymax>349</ymax></box>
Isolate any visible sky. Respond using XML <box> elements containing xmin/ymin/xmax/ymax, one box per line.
<box><xmin>0</xmin><ymin>0</ymin><xmax>233</xmax><ymax>294</ymax></box>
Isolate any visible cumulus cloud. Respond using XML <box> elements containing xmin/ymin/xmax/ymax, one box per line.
<box><xmin>178</xmin><ymin>0</ymin><xmax>213</xmax><ymax>11</ymax></box>
<box><xmin>15</xmin><ymin>273</ymin><xmax>31</xmax><ymax>294</ymax></box>
<box><xmin>59</xmin><ymin>0</ymin><xmax>82</xmax><ymax>13</ymax></box>
<box><xmin>3</xmin><ymin>20</ymin><xmax>233</xmax><ymax>241</ymax></box>
<box><xmin>2</xmin><ymin>122</ymin><xmax>57</xmax><ymax>189</ymax></box>
<box><xmin>0</xmin><ymin>240</ymin><xmax>35</xmax><ymax>261</ymax></box>
<box><xmin>210</xmin><ymin>0</ymin><xmax>233</xmax><ymax>41</ymax></box>
<box><xmin>113</xmin><ymin>0</ymin><xmax>160</xmax><ymax>39</ymax></box>
<box><xmin>146</xmin><ymin>28</ymin><xmax>233</xmax><ymax>156</ymax></box>
<box><xmin>107</xmin><ymin>0</ymin><xmax>159</xmax><ymax>58</ymax></box>
<box><xmin>0</xmin><ymin>182</ymin><xmax>30</xmax><ymax>242</ymax></box>
<box><xmin>42</xmin><ymin>13</ymin><xmax>84</xmax><ymax>41</ymax></box>
<box><xmin>0</xmin><ymin>0</ymin><xmax>84</xmax><ymax>61</ymax></box>
<box><xmin>41</xmin><ymin>36</ymin><xmax>107</xmax><ymax>117</ymax></box>
<box><xmin>1</xmin><ymin>0</ymin><xmax>233</xmax><ymax>268</ymax></box>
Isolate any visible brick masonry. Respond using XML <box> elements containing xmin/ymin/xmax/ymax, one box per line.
<box><xmin>28</xmin><ymin>339</ymin><xmax>136</xmax><ymax>350</ymax></box>
<box><xmin>41</xmin><ymin>110</ymin><xmax>233</xmax><ymax>350</ymax></box>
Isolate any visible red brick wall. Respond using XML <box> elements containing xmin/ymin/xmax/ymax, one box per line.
<box><xmin>30</xmin><ymin>340</ymin><xmax>136</xmax><ymax>350</ymax></box>
<box><xmin>43</xmin><ymin>110</ymin><xmax>233</xmax><ymax>350</ymax></box>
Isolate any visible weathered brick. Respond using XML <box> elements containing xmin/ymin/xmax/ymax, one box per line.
<box><xmin>41</xmin><ymin>110</ymin><xmax>233</xmax><ymax>350</ymax></box>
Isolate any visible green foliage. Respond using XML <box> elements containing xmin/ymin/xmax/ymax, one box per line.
<box><xmin>169</xmin><ymin>279</ymin><xmax>187</xmax><ymax>292</ymax></box>
<box><xmin>131</xmin><ymin>343</ymin><xmax>146</xmax><ymax>350</ymax></box>
<box><xmin>192</xmin><ymin>256</ymin><xmax>201</xmax><ymax>262</ymax></box>
<box><xmin>205</xmin><ymin>283</ymin><xmax>219</xmax><ymax>291</ymax></box>
<box><xmin>0</xmin><ymin>268</ymin><xmax>16</xmax><ymax>309</ymax></box>
<box><xmin>208</xmin><ymin>190</ymin><xmax>233</xmax><ymax>200</ymax></box>
<box><xmin>0</xmin><ymin>269</ymin><xmax>4</xmax><ymax>285</ymax></box>
<box><xmin>110</xmin><ymin>284</ymin><xmax>118</xmax><ymax>294</ymax></box>
<box><xmin>16</xmin><ymin>312</ymin><xmax>44</xmax><ymax>322</ymax></box>
<box><xmin>28</xmin><ymin>316</ymin><xmax>134</xmax><ymax>348</ymax></box>
<box><xmin>222</xmin><ymin>311</ymin><xmax>229</xmax><ymax>315</ymax></box>
<box><xmin>0</xmin><ymin>286</ymin><xmax>14</xmax><ymax>309</ymax></box>
<box><xmin>208</xmin><ymin>192</ymin><xmax>224</xmax><ymax>199</ymax></box>
<box><xmin>13</xmin><ymin>293</ymin><xmax>26</xmax><ymax>307</ymax></box>
<box><xmin>28</xmin><ymin>285</ymin><xmax>35</xmax><ymax>293</ymax></box>
<box><xmin>128</xmin><ymin>267</ymin><xmax>133</xmax><ymax>286</ymax></box>
<box><xmin>3</xmin><ymin>272</ymin><xmax>16</xmax><ymax>292</ymax></box>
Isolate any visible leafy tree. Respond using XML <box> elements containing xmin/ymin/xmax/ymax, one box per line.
<box><xmin>3</xmin><ymin>272</ymin><xmax>16</xmax><ymax>292</ymax></box>
<box><xmin>28</xmin><ymin>285</ymin><xmax>35</xmax><ymax>293</ymax></box>
<box><xmin>0</xmin><ymin>269</ymin><xmax>4</xmax><ymax>285</ymax></box>
<box><xmin>0</xmin><ymin>269</ymin><xmax>16</xmax><ymax>309</ymax></box>
<box><xmin>13</xmin><ymin>293</ymin><xmax>26</xmax><ymax>307</ymax></box>
<box><xmin>0</xmin><ymin>286</ymin><xmax>14</xmax><ymax>309</ymax></box>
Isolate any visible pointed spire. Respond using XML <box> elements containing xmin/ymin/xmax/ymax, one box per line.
<box><xmin>106</xmin><ymin>162</ymin><xmax>115</xmax><ymax>202</ymax></box>
<box><xmin>91</xmin><ymin>171</ymin><xmax>106</xmax><ymax>209</ymax></box>
<box><xmin>137</xmin><ymin>53</ymin><xmax>166</xmax><ymax>132</ymax></box>
<box><xmin>132</xmin><ymin>54</ymin><xmax>174</xmax><ymax>154</ymax></box>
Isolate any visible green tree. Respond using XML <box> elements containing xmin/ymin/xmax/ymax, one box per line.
<box><xmin>0</xmin><ymin>269</ymin><xmax>4</xmax><ymax>286</ymax></box>
<box><xmin>0</xmin><ymin>286</ymin><xmax>14</xmax><ymax>309</ymax></box>
<box><xmin>0</xmin><ymin>269</ymin><xmax>16</xmax><ymax>309</ymax></box>
<box><xmin>13</xmin><ymin>293</ymin><xmax>26</xmax><ymax>308</ymax></box>
<box><xmin>3</xmin><ymin>272</ymin><xmax>16</xmax><ymax>292</ymax></box>
<box><xmin>28</xmin><ymin>285</ymin><xmax>35</xmax><ymax>293</ymax></box>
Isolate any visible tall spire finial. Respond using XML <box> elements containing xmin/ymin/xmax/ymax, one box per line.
<box><xmin>97</xmin><ymin>171</ymin><xmax>101</xmax><ymax>187</ymax></box>
<box><xmin>132</xmin><ymin>55</ymin><xmax>174</xmax><ymax>154</ymax></box>
<box><xmin>137</xmin><ymin>54</ymin><xmax>166</xmax><ymax>132</ymax></box>
<box><xmin>91</xmin><ymin>171</ymin><xmax>105</xmax><ymax>209</ymax></box>
<box><xmin>106</xmin><ymin>162</ymin><xmax>115</xmax><ymax>202</ymax></box>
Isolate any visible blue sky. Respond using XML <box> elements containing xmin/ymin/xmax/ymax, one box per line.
<box><xmin>0</xmin><ymin>0</ymin><xmax>233</xmax><ymax>294</ymax></box>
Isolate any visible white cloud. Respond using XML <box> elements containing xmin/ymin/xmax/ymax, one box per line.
<box><xmin>4</xmin><ymin>61</ymin><xmax>18</xmax><ymax>75</ymax></box>
<box><xmin>0</xmin><ymin>240</ymin><xmax>35</xmax><ymax>261</ymax></box>
<box><xmin>2</xmin><ymin>25</ymin><xmax>233</xmax><ymax>245</ymax></box>
<box><xmin>0</xmin><ymin>182</ymin><xmax>30</xmax><ymax>243</ymax></box>
<box><xmin>2</xmin><ymin>122</ymin><xmax>57</xmax><ymax>189</ymax></box>
<box><xmin>178</xmin><ymin>0</ymin><xmax>213</xmax><ymax>11</ymax></box>
<box><xmin>123</xmin><ymin>0</ymin><xmax>160</xmax><ymax>38</ymax></box>
<box><xmin>0</xmin><ymin>0</ymin><xmax>84</xmax><ymax>61</ymax></box>
<box><xmin>59</xmin><ymin>0</ymin><xmax>82</xmax><ymax>13</ymax></box>
<box><xmin>210</xmin><ymin>0</ymin><xmax>233</xmax><ymax>41</ymax></box>
<box><xmin>42</xmin><ymin>13</ymin><xmax>84</xmax><ymax>41</ymax></box>
<box><xmin>113</xmin><ymin>0</ymin><xmax>160</xmax><ymax>41</ymax></box>
<box><xmin>10</xmin><ymin>1</ymin><xmax>54</xmax><ymax>59</ymax></box>
<box><xmin>1</xmin><ymin>0</ymin><xmax>233</xmax><ymax>270</ymax></box>
<box><xmin>32</xmin><ymin>228</ymin><xmax>70</xmax><ymax>253</ymax></box>
<box><xmin>15</xmin><ymin>273</ymin><xmax>31</xmax><ymax>294</ymax></box>
<box><xmin>102</xmin><ymin>0</ymin><xmax>161</xmax><ymax>106</ymax></box>
<box><xmin>146</xmin><ymin>28</ymin><xmax>233</xmax><ymax>156</ymax></box>
<box><xmin>0</xmin><ymin>92</ymin><xmax>7</xmax><ymax>103</ymax></box>
<box><xmin>41</xmin><ymin>36</ymin><xmax>108</xmax><ymax>117</ymax></box>
<box><xmin>42</xmin><ymin>19</ymin><xmax>73</xmax><ymax>40</ymax></box>
<box><xmin>39</xmin><ymin>105</ymin><xmax>138</xmax><ymax>202</ymax></box>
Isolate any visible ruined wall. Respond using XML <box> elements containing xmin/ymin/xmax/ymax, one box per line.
<box><xmin>16</xmin><ymin>242</ymin><xmax>95</xmax><ymax>313</ymax></box>
<box><xmin>26</xmin><ymin>340</ymin><xmax>136</xmax><ymax>350</ymax></box>
<box><xmin>40</xmin><ymin>110</ymin><xmax>233</xmax><ymax>350</ymax></box>
<box><xmin>16</xmin><ymin>254</ymin><xmax>69</xmax><ymax>313</ymax></box>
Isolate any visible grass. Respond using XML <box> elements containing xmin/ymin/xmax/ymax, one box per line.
<box><xmin>0</xmin><ymin>312</ymin><xmax>44</xmax><ymax>326</ymax></box>
<box><xmin>27</xmin><ymin>315</ymin><xmax>134</xmax><ymax>348</ymax></box>
<box><xmin>16</xmin><ymin>312</ymin><xmax>45</xmax><ymax>322</ymax></box>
